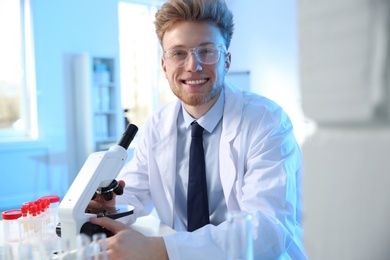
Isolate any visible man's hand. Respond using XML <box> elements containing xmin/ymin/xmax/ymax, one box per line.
<box><xmin>90</xmin><ymin>217</ymin><xmax>169</xmax><ymax>260</ymax></box>
<box><xmin>87</xmin><ymin>180</ymin><xmax>126</xmax><ymax>213</ymax></box>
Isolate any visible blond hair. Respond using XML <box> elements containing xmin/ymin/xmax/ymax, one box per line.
<box><xmin>154</xmin><ymin>0</ymin><xmax>234</xmax><ymax>48</ymax></box>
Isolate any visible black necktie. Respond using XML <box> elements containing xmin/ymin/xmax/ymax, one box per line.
<box><xmin>187</xmin><ymin>121</ymin><xmax>210</xmax><ymax>232</ymax></box>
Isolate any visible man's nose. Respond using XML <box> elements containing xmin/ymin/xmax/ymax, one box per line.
<box><xmin>184</xmin><ymin>52</ymin><xmax>203</xmax><ymax>72</ymax></box>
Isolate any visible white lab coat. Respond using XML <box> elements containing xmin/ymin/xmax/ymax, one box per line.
<box><xmin>117</xmin><ymin>82</ymin><xmax>307</xmax><ymax>259</ymax></box>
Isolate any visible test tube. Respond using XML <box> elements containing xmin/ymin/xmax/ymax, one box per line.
<box><xmin>92</xmin><ymin>233</ymin><xmax>108</xmax><ymax>260</ymax></box>
<box><xmin>2</xmin><ymin>209</ymin><xmax>22</xmax><ymax>243</ymax></box>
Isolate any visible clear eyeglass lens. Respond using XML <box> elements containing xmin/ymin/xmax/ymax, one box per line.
<box><xmin>164</xmin><ymin>44</ymin><xmax>224</xmax><ymax>67</ymax></box>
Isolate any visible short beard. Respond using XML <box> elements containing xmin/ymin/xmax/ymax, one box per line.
<box><xmin>177</xmin><ymin>82</ymin><xmax>223</xmax><ymax>107</ymax></box>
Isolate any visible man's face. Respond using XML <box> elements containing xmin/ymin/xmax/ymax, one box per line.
<box><xmin>161</xmin><ymin>21</ymin><xmax>231</xmax><ymax>107</ymax></box>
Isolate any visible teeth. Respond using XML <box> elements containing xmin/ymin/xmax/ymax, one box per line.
<box><xmin>184</xmin><ymin>79</ymin><xmax>207</xmax><ymax>85</ymax></box>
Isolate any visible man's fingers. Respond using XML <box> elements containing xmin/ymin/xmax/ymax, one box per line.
<box><xmin>90</xmin><ymin>217</ymin><xmax>128</xmax><ymax>234</ymax></box>
<box><xmin>118</xmin><ymin>180</ymin><xmax>126</xmax><ymax>188</ymax></box>
<box><xmin>88</xmin><ymin>200</ymin><xmax>104</xmax><ymax>209</ymax></box>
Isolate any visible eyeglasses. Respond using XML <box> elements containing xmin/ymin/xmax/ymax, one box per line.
<box><xmin>163</xmin><ymin>43</ymin><xmax>227</xmax><ymax>68</ymax></box>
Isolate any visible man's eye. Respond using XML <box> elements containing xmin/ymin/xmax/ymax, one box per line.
<box><xmin>172</xmin><ymin>50</ymin><xmax>186</xmax><ymax>57</ymax></box>
<box><xmin>199</xmin><ymin>48</ymin><xmax>217</xmax><ymax>55</ymax></box>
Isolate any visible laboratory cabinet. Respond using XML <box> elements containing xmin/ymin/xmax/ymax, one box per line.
<box><xmin>73</xmin><ymin>54</ymin><xmax>124</xmax><ymax>169</ymax></box>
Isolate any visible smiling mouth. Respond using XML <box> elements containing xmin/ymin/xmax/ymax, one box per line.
<box><xmin>182</xmin><ymin>79</ymin><xmax>208</xmax><ymax>85</ymax></box>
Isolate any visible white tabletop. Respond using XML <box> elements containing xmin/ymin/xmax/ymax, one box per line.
<box><xmin>131</xmin><ymin>214</ymin><xmax>176</xmax><ymax>236</ymax></box>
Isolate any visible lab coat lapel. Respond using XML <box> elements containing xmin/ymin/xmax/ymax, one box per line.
<box><xmin>220</xmin><ymin>83</ymin><xmax>244</xmax><ymax>210</ymax></box>
<box><xmin>151</xmin><ymin>101</ymin><xmax>181</xmax><ymax>226</ymax></box>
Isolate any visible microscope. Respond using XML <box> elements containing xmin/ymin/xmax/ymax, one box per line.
<box><xmin>57</xmin><ymin>124</ymin><xmax>138</xmax><ymax>250</ymax></box>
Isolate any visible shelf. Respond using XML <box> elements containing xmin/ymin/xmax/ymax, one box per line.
<box><xmin>73</xmin><ymin>54</ymin><xmax>124</xmax><ymax>168</ymax></box>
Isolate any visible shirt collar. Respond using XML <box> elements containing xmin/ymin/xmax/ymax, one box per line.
<box><xmin>182</xmin><ymin>87</ymin><xmax>225</xmax><ymax>134</ymax></box>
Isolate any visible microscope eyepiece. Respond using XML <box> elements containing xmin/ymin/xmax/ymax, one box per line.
<box><xmin>118</xmin><ymin>124</ymin><xmax>138</xmax><ymax>149</ymax></box>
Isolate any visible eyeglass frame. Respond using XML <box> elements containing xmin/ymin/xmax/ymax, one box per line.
<box><xmin>162</xmin><ymin>43</ymin><xmax>228</xmax><ymax>68</ymax></box>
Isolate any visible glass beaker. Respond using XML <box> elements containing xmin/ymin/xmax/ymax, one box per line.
<box><xmin>226</xmin><ymin>211</ymin><xmax>253</xmax><ymax>260</ymax></box>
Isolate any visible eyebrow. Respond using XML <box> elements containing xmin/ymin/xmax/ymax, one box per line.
<box><xmin>165</xmin><ymin>42</ymin><xmax>217</xmax><ymax>50</ymax></box>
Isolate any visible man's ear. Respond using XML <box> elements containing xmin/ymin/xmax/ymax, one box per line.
<box><xmin>161</xmin><ymin>57</ymin><xmax>168</xmax><ymax>78</ymax></box>
<box><xmin>225</xmin><ymin>52</ymin><xmax>231</xmax><ymax>74</ymax></box>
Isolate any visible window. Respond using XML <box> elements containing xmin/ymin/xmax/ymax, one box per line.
<box><xmin>0</xmin><ymin>0</ymin><xmax>37</xmax><ymax>140</ymax></box>
<box><xmin>118</xmin><ymin>1</ymin><xmax>175</xmax><ymax>126</ymax></box>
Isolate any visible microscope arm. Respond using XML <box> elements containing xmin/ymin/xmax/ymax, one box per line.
<box><xmin>58</xmin><ymin>124</ymin><xmax>138</xmax><ymax>250</ymax></box>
